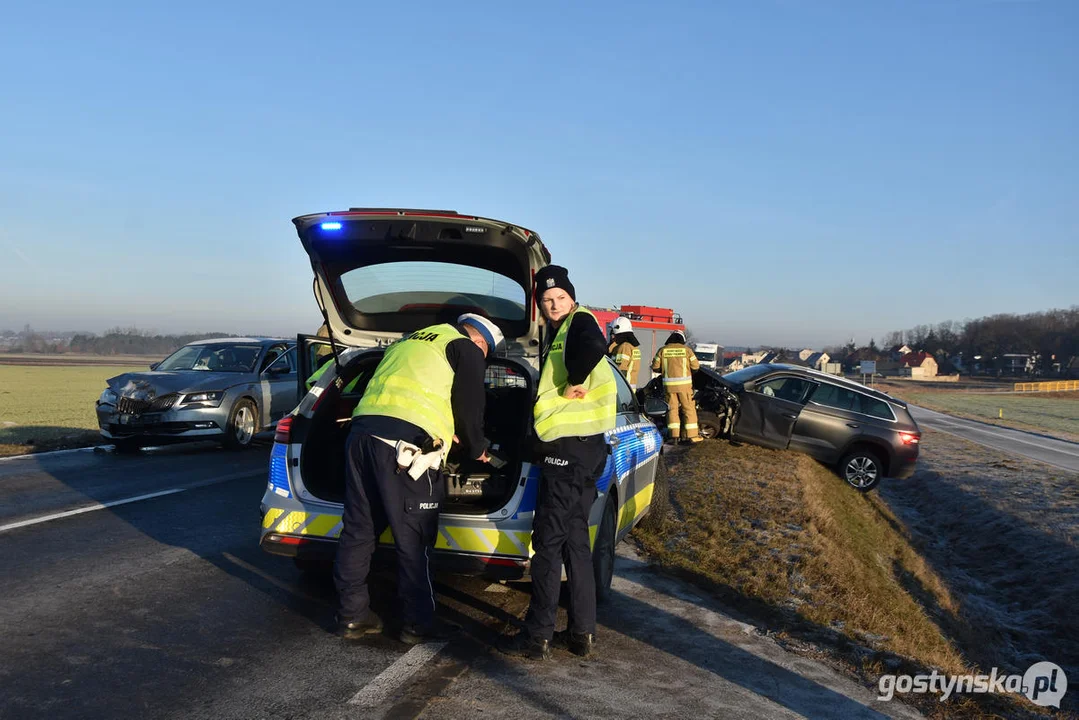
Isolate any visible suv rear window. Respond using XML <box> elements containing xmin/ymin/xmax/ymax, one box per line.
<box><xmin>853</xmin><ymin>394</ymin><xmax>896</xmax><ymax>421</ymax></box>
<box><xmin>340</xmin><ymin>262</ymin><xmax>526</xmax><ymax>322</ymax></box>
<box><xmin>811</xmin><ymin>383</ymin><xmax>896</xmax><ymax>420</ymax></box>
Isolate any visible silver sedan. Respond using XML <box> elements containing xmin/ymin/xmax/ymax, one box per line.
<box><xmin>95</xmin><ymin>337</ymin><xmax>298</xmax><ymax>452</ymax></box>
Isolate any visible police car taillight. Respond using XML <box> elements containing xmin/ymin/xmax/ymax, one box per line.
<box><xmin>274</xmin><ymin>415</ymin><xmax>293</xmax><ymax>444</ymax></box>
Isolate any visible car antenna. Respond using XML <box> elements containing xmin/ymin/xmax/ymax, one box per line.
<box><xmin>312</xmin><ymin>275</ymin><xmax>344</xmax><ymax>379</ymax></box>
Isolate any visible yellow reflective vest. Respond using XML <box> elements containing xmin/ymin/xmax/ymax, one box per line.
<box><xmin>651</xmin><ymin>343</ymin><xmax>699</xmax><ymax>390</ymax></box>
<box><xmin>534</xmin><ymin>308</ymin><xmax>617</xmax><ymax>441</ymax></box>
<box><xmin>352</xmin><ymin>324</ymin><xmax>459</xmax><ymax>448</ymax></box>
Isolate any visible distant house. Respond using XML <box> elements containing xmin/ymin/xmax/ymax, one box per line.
<box><xmin>804</xmin><ymin>352</ymin><xmax>830</xmax><ymax>371</ymax></box>
<box><xmin>900</xmin><ymin>351</ymin><xmax>938</xmax><ymax>379</ymax></box>
<box><xmin>888</xmin><ymin>344</ymin><xmax>913</xmax><ymax>361</ymax></box>
<box><xmin>741</xmin><ymin>350</ymin><xmax>770</xmax><ymax>366</ymax></box>
<box><xmin>998</xmin><ymin>354</ymin><xmax>1035</xmax><ymax>375</ymax></box>
<box><xmin>798</xmin><ymin>349</ymin><xmax>816</xmax><ymax>362</ymax></box>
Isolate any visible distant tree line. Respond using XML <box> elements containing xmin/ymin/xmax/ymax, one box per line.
<box><xmin>4</xmin><ymin>326</ymin><xmax>242</xmax><ymax>357</ymax></box>
<box><xmin>820</xmin><ymin>306</ymin><xmax>1079</xmax><ymax>375</ymax></box>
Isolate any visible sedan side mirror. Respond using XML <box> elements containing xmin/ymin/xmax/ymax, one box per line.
<box><xmin>643</xmin><ymin>397</ymin><xmax>669</xmax><ymax>418</ymax></box>
<box><xmin>149</xmin><ymin>362</ymin><xmax>159</xmax><ymax>370</ymax></box>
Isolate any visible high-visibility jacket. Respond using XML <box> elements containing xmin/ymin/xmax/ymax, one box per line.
<box><xmin>534</xmin><ymin>308</ymin><xmax>617</xmax><ymax>442</ymax></box>
<box><xmin>610</xmin><ymin>341</ymin><xmax>641</xmax><ymax>388</ymax></box>
<box><xmin>352</xmin><ymin>323</ymin><xmax>459</xmax><ymax>448</ymax></box>
<box><xmin>651</xmin><ymin>343</ymin><xmax>699</xmax><ymax>390</ymax></box>
<box><xmin>306</xmin><ymin>356</ymin><xmax>359</xmax><ymax>392</ymax></box>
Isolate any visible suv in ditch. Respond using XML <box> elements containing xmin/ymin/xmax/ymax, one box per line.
<box><xmin>670</xmin><ymin>364</ymin><xmax>921</xmax><ymax>491</ymax></box>
<box><xmin>258</xmin><ymin>208</ymin><xmax>667</xmax><ymax>599</ymax></box>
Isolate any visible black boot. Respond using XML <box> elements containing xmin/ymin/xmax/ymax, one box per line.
<box><xmin>553</xmin><ymin>630</ymin><xmax>596</xmax><ymax>657</ymax></box>
<box><xmin>497</xmin><ymin>631</ymin><xmax>551</xmax><ymax>660</ymax></box>
<box><xmin>399</xmin><ymin>622</ymin><xmax>454</xmax><ymax>645</ymax></box>
<box><xmin>336</xmin><ymin>613</ymin><xmax>383</xmax><ymax>640</ymax></box>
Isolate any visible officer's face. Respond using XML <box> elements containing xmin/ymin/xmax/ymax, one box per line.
<box><xmin>540</xmin><ymin>288</ymin><xmax>574</xmax><ymax>325</ymax></box>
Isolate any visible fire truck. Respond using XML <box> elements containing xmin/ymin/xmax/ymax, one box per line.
<box><xmin>587</xmin><ymin>305</ymin><xmax>686</xmax><ymax>390</ymax></box>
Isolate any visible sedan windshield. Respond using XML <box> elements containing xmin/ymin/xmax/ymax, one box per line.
<box><xmin>156</xmin><ymin>344</ymin><xmax>262</xmax><ymax>373</ymax></box>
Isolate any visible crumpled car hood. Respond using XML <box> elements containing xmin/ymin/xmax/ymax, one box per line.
<box><xmin>106</xmin><ymin>371</ymin><xmax>249</xmax><ymax>399</ymax></box>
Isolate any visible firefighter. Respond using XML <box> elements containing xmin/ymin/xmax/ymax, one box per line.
<box><xmin>607</xmin><ymin>317</ymin><xmax>642</xmax><ymax>390</ymax></box>
<box><xmin>334</xmin><ymin>313</ymin><xmax>503</xmax><ymax>644</ymax></box>
<box><xmin>499</xmin><ymin>265</ymin><xmax>617</xmax><ymax>660</ymax></box>
<box><xmin>651</xmin><ymin>331</ymin><xmax>702</xmax><ymax>443</ymax></box>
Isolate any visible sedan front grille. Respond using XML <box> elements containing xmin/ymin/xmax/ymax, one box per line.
<box><xmin>150</xmin><ymin>393</ymin><xmax>178</xmax><ymax>412</ymax></box>
<box><xmin>117</xmin><ymin>397</ymin><xmax>152</xmax><ymax>416</ymax></box>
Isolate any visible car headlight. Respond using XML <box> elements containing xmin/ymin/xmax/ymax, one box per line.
<box><xmin>182</xmin><ymin>391</ymin><xmax>224</xmax><ymax>406</ymax></box>
<box><xmin>98</xmin><ymin>389</ymin><xmax>118</xmax><ymax>405</ymax></box>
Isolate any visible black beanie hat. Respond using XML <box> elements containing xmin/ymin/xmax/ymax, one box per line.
<box><xmin>534</xmin><ymin>264</ymin><xmax>576</xmax><ymax>301</ymax></box>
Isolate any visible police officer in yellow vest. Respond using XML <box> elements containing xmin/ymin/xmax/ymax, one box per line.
<box><xmin>499</xmin><ymin>265</ymin><xmax>616</xmax><ymax>660</ymax></box>
<box><xmin>608</xmin><ymin>317</ymin><xmax>642</xmax><ymax>390</ymax></box>
<box><xmin>651</xmin><ymin>331</ymin><xmax>702</xmax><ymax>443</ymax></box>
<box><xmin>334</xmin><ymin>313</ymin><xmax>504</xmax><ymax>644</ymax></box>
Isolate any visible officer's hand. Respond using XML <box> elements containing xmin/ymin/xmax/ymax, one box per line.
<box><xmin>477</xmin><ymin>451</ymin><xmax>492</xmax><ymax>463</ymax></box>
<box><xmin>452</xmin><ymin>434</ymin><xmax>460</xmax><ymax>444</ymax></box>
<box><xmin>563</xmin><ymin>384</ymin><xmax>588</xmax><ymax>399</ymax></box>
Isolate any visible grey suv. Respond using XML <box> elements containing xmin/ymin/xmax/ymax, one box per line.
<box><xmin>661</xmin><ymin>363</ymin><xmax>921</xmax><ymax>491</ymax></box>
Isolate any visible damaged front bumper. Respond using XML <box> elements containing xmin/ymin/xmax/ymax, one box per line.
<box><xmin>96</xmin><ymin>401</ymin><xmax>227</xmax><ymax>441</ymax></box>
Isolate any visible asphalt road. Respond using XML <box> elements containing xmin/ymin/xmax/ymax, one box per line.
<box><xmin>0</xmin><ymin>442</ymin><xmax>920</xmax><ymax>720</ymax></box>
<box><xmin>909</xmin><ymin>405</ymin><xmax>1079</xmax><ymax>473</ymax></box>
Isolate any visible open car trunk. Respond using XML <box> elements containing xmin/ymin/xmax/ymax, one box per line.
<box><xmin>299</xmin><ymin>352</ymin><xmax>533</xmax><ymax>515</ymax></box>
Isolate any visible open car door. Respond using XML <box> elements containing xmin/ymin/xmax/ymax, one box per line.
<box><xmin>732</xmin><ymin>375</ymin><xmax>816</xmax><ymax>450</ymax></box>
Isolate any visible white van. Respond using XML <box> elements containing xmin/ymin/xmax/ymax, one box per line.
<box><xmin>692</xmin><ymin>343</ymin><xmax>720</xmax><ymax>370</ymax></box>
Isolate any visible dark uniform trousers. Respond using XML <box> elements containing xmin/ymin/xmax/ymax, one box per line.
<box><xmin>523</xmin><ymin>434</ymin><xmax>607</xmax><ymax>641</ymax></box>
<box><xmin>333</xmin><ymin>426</ymin><xmax>446</xmax><ymax>629</ymax></box>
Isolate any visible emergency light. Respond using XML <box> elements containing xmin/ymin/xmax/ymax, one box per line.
<box><xmin>320</xmin><ymin>222</ymin><xmax>342</xmax><ymax>231</ymax></box>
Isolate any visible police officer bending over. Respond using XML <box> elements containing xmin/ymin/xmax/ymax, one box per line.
<box><xmin>499</xmin><ymin>265</ymin><xmax>617</xmax><ymax>660</ymax></box>
<box><xmin>335</xmin><ymin>313</ymin><xmax>503</xmax><ymax>644</ymax></box>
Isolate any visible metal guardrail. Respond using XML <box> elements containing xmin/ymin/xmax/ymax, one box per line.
<box><xmin>1013</xmin><ymin>380</ymin><xmax>1079</xmax><ymax>392</ymax></box>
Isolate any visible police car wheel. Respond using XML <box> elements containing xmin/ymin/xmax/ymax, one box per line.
<box><xmin>593</xmin><ymin>494</ymin><xmax>617</xmax><ymax>605</ymax></box>
<box><xmin>638</xmin><ymin>454</ymin><xmax>669</xmax><ymax>533</ymax></box>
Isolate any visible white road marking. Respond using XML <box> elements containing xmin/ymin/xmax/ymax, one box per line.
<box><xmin>348</xmin><ymin>642</ymin><xmax>447</xmax><ymax>707</ymax></box>
<box><xmin>0</xmin><ymin>470</ymin><xmax>264</xmax><ymax>533</ymax></box>
<box><xmin>914</xmin><ymin>408</ymin><xmax>1079</xmax><ymax>458</ymax></box>
<box><xmin>0</xmin><ymin>488</ymin><xmax>185</xmax><ymax>533</ymax></box>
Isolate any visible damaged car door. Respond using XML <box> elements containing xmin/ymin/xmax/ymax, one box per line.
<box><xmin>732</xmin><ymin>375</ymin><xmax>815</xmax><ymax>450</ymax></box>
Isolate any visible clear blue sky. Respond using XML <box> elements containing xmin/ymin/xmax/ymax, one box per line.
<box><xmin>1</xmin><ymin>0</ymin><xmax>1075</xmax><ymax>348</ymax></box>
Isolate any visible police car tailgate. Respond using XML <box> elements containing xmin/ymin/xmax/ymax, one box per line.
<box><xmin>293</xmin><ymin>209</ymin><xmax>548</xmax><ymax>356</ymax></box>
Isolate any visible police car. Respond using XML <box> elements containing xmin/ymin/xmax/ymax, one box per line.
<box><xmin>259</xmin><ymin>209</ymin><xmax>668</xmax><ymax>600</ymax></box>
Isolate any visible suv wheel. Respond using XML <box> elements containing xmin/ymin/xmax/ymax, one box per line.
<box><xmin>839</xmin><ymin>449</ymin><xmax>883</xmax><ymax>492</ymax></box>
<box><xmin>696</xmin><ymin>412</ymin><xmax>722</xmax><ymax>440</ymax></box>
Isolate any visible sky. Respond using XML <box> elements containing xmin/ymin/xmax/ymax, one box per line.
<box><xmin>1</xmin><ymin>0</ymin><xmax>1076</xmax><ymax>348</ymax></box>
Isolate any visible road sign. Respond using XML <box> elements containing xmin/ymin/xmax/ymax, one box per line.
<box><xmin>860</xmin><ymin>360</ymin><xmax>876</xmax><ymax>375</ymax></box>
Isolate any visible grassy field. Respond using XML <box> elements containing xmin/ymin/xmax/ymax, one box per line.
<box><xmin>878</xmin><ymin>382</ymin><xmax>1079</xmax><ymax>441</ymax></box>
<box><xmin>0</xmin><ymin>353</ymin><xmax>160</xmax><ymax>366</ymax></box>
<box><xmin>0</xmin><ymin>364</ymin><xmax>145</xmax><ymax>456</ymax></box>
<box><xmin>634</xmin><ymin>438</ymin><xmax>1064</xmax><ymax>718</ymax></box>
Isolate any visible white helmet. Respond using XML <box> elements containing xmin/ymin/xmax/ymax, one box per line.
<box><xmin>457</xmin><ymin>313</ymin><xmax>505</xmax><ymax>356</ymax></box>
<box><xmin>611</xmin><ymin>317</ymin><xmax>633</xmax><ymax>336</ymax></box>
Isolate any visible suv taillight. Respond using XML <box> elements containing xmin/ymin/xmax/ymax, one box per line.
<box><xmin>274</xmin><ymin>415</ymin><xmax>293</xmax><ymax>444</ymax></box>
<box><xmin>899</xmin><ymin>431</ymin><xmax>920</xmax><ymax>445</ymax></box>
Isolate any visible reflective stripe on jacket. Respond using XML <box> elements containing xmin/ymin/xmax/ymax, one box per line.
<box><xmin>651</xmin><ymin>343</ymin><xmax>699</xmax><ymax>389</ymax></box>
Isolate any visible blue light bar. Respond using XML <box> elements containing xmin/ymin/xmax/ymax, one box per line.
<box><xmin>320</xmin><ymin>222</ymin><xmax>342</xmax><ymax>231</ymax></box>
